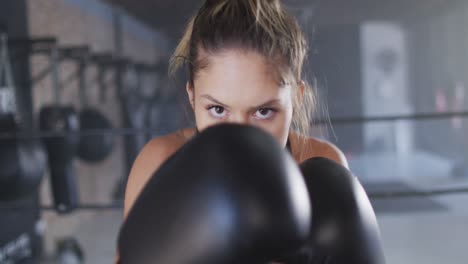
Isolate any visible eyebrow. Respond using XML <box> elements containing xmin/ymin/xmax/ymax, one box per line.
<box><xmin>200</xmin><ymin>94</ymin><xmax>281</xmax><ymax>110</ymax></box>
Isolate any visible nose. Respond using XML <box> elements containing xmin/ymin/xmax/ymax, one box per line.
<box><xmin>228</xmin><ymin>113</ymin><xmax>250</xmax><ymax>125</ymax></box>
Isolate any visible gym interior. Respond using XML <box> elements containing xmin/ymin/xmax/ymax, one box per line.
<box><xmin>1</xmin><ymin>0</ymin><xmax>468</xmax><ymax>263</ymax></box>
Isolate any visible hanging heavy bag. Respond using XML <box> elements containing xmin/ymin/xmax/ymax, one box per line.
<box><xmin>76</xmin><ymin>57</ymin><xmax>114</xmax><ymax>163</ymax></box>
<box><xmin>0</xmin><ymin>115</ymin><xmax>47</xmax><ymax>201</ymax></box>
<box><xmin>39</xmin><ymin>105</ymin><xmax>80</xmax><ymax>213</ymax></box>
<box><xmin>0</xmin><ymin>33</ymin><xmax>47</xmax><ymax>201</ymax></box>
<box><xmin>38</xmin><ymin>46</ymin><xmax>80</xmax><ymax>214</ymax></box>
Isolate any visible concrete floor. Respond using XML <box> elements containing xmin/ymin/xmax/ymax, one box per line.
<box><xmin>379</xmin><ymin>194</ymin><xmax>468</xmax><ymax>264</ymax></box>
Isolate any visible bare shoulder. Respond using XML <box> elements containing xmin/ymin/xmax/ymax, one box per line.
<box><xmin>289</xmin><ymin>132</ymin><xmax>349</xmax><ymax>169</ymax></box>
<box><xmin>310</xmin><ymin>137</ymin><xmax>349</xmax><ymax>169</ymax></box>
<box><xmin>123</xmin><ymin>128</ymin><xmax>195</xmax><ymax>218</ymax></box>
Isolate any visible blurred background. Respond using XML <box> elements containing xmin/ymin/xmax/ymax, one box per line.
<box><xmin>1</xmin><ymin>0</ymin><xmax>468</xmax><ymax>263</ymax></box>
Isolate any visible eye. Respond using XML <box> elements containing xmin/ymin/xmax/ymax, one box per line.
<box><xmin>208</xmin><ymin>105</ymin><xmax>227</xmax><ymax>118</ymax></box>
<box><xmin>254</xmin><ymin>108</ymin><xmax>276</xmax><ymax>120</ymax></box>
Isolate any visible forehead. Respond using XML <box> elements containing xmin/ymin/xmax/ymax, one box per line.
<box><xmin>194</xmin><ymin>49</ymin><xmax>290</xmax><ymax>104</ymax></box>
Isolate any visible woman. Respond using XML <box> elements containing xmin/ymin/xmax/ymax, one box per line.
<box><xmin>116</xmin><ymin>0</ymin><xmax>372</xmax><ymax>263</ymax></box>
<box><xmin>123</xmin><ymin>0</ymin><xmax>348</xmax><ymax>221</ymax></box>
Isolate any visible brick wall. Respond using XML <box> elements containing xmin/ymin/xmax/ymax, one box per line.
<box><xmin>26</xmin><ymin>0</ymin><xmax>169</xmax><ymax>256</ymax></box>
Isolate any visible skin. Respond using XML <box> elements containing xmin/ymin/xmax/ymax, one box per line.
<box><xmin>187</xmin><ymin>49</ymin><xmax>293</xmax><ymax>147</ymax></box>
<box><xmin>119</xmin><ymin>48</ymin><xmax>348</xmax><ymax>263</ymax></box>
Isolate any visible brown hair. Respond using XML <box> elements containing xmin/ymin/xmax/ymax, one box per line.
<box><xmin>169</xmin><ymin>0</ymin><xmax>316</xmax><ymax>156</ymax></box>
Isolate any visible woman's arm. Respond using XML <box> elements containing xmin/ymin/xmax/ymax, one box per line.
<box><xmin>123</xmin><ymin>134</ymin><xmax>181</xmax><ymax>218</ymax></box>
<box><xmin>124</xmin><ymin>139</ymin><xmax>163</xmax><ymax>217</ymax></box>
<box><xmin>116</xmin><ymin>135</ymin><xmax>180</xmax><ymax>263</ymax></box>
<box><xmin>317</xmin><ymin>141</ymin><xmax>349</xmax><ymax>169</ymax></box>
<box><xmin>292</xmin><ymin>134</ymin><xmax>349</xmax><ymax>169</ymax></box>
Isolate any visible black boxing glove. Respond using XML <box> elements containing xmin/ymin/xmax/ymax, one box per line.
<box><xmin>118</xmin><ymin>124</ymin><xmax>311</xmax><ymax>264</ymax></box>
<box><xmin>283</xmin><ymin>158</ymin><xmax>386</xmax><ymax>264</ymax></box>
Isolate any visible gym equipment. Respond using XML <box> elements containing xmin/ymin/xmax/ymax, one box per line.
<box><xmin>39</xmin><ymin>105</ymin><xmax>80</xmax><ymax>214</ymax></box>
<box><xmin>113</xmin><ymin>60</ymin><xmax>151</xmax><ymax>200</ymax></box>
<box><xmin>55</xmin><ymin>237</ymin><xmax>84</xmax><ymax>264</ymax></box>
<box><xmin>39</xmin><ymin>44</ymin><xmax>80</xmax><ymax>214</ymax></box>
<box><xmin>91</xmin><ymin>53</ymin><xmax>114</xmax><ymax>103</ymax></box>
<box><xmin>66</xmin><ymin>48</ymin><xmax>114</xmax><ymax>163</ymax></box>
<box><xmin>143</xmin><ymin>60</ymin><xmax>171</xmax><ymax>141</ymax></box>
<box><xmin>0</xmin><ymin>32</ymin><xmax>47</xmax><ymax>264</ymax></box>
<box><xmin>0</xmin><ymin>115</ymin><xmax>47</xmax><ymax>201</ymax></box>
<box><xmin>119</xmin><ymin>125</ymin><xmax>386</xmax><ymax>264</ymax></box>
<box><xmin>0</xmin><ymin>33</ymin><xmax>47</xmax><ymax>201</ymax></box>
<box><xmin>118</xmin><ymin>124</ymin><xmax>310</xmax><ymax>264</ymax></box>
<box><xmin>284</xmin><ymin>158</ymin><xmax>385</xmax><ymax>263</ymax></box>
<box><xmin>78</xmin><ymin>108</ymin><xmax>114</xmax><ymax>162</ymax></box>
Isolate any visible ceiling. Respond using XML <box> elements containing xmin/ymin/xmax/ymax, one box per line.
<box><xmin>107</xmin><ymin>0</ymin><xmax>462</xmax><ymax>41</ymax></box>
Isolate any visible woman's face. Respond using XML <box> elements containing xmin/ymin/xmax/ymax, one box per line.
<box><xmin>186</xmin><ymin>49</ymin><xmax>294</xmax><ymax>147</ymax></box>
